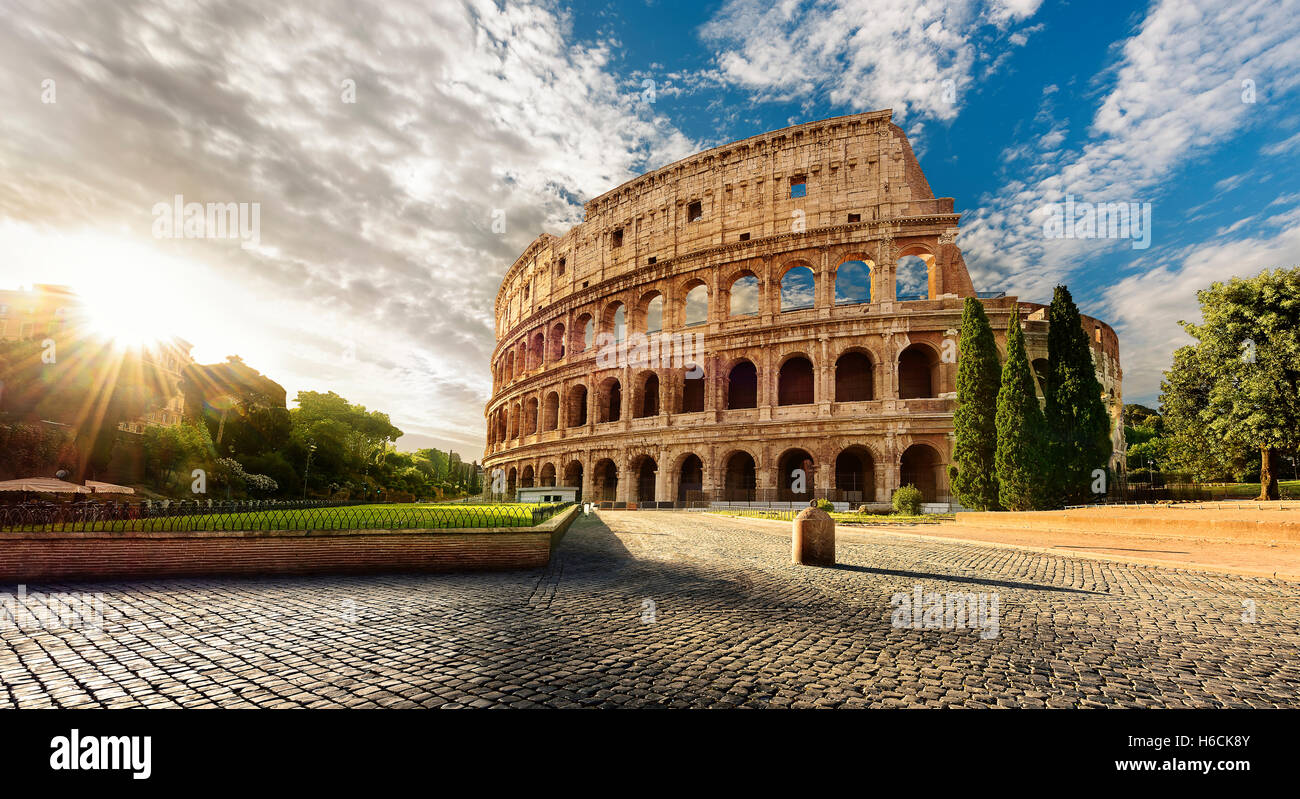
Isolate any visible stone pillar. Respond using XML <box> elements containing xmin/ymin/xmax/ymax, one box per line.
<box><xmin>758</xmin><ymin>348</ymin><xmax>773</xmax><ymax>421</ymax></box>
<box><xmin>655</xmin><ymin>456</ymin><xmax>670</xmax><ymax>504</ymax></box>
<box><xmin>817</xmin><ymin>335</ymin><xmax>831</xmax><ymax>416</ymax></box>
<box><xmin>792</xmin><ymin>501</ymin><xmax>835</xmax><ymax>567</ymax></box>
<box><xmin>815</xmin><ymin>460</ymin><xmax>834</xmax><ymax>502</ymax></box>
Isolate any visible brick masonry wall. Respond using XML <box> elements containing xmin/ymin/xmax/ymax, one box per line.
<box><xmin>0</xmin><ymin>506</ymin><xmax>579</xmax><ymax>583</ymax></box>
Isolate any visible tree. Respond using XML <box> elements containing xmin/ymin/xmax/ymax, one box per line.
<box><xmin>995</xmin><ymin>308</ymin><xmax>1051</xmax><ymax>510</ymax></box>
<box><xmin>949</xmin><ymin>297</ymin><xmax>1002</xmax><ymax>510</ymax></box>
<box><xmin>1161</xmin><ymin>268</ymin><xmax>1300</xmax><ymax>499</ymax></box>
<box><xmin>1044</xmin><ymin>285</ymin><xmax>1111</xmax><ymax>505</ymax></box>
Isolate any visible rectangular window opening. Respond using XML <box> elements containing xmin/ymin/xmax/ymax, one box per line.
<box><xmin>789</xmin><ymin>177</ymin><xmax>807</xmax><ymax>199</ymax></box>
<box><xmin>612</xmin><ymin>229</ymin><xmax>623</xmax><ymax>248</ymax></box>
<box><xmin>687</xmin><ymin>200</ymin><xmax>702</xmax><ymax>222</ymax></box>
<box><xmin>847</xmin><ymin>213</ymin><xmax>861</xmax><ymax>223</ymax></box>
<box><xmin>738</xmin><ymin>232</ymin><xmax>750</xmax><ymax>241</ymax></box>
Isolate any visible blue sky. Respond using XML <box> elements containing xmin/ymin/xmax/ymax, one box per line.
<box><xmin>1</xmin><ymin>0</ymin><xmax>1297</xmax><ymax>453</ymax></box>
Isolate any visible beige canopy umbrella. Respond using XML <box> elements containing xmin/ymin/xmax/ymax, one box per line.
<box><xmin>0</xmin><ymin>477</ymin><xmax>92</xmax><ymax>494</ymax></box>
<box><xmin>87</xmin><ymin>480</ymin><xmax>135</xmax><ymax>495</ymax></box>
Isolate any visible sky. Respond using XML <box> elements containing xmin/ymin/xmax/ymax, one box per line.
<box><xmin>1</xmin><ymin>0</ymin><xmax>1297</xmax><ymax>456</ymax></box>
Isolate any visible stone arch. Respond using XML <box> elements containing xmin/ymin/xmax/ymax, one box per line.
<box><xmin>563</xmin><ymin>460</ymin><xmax>584</xmax><ymax>496</ymax></box>
<box><xmin>726</xmin><ymin>358</ymin><xmax>758</xmax><ymax>409</ymax></box>
<box><xmin>835</xmin><ymin>349</ymin><xmax>875</xmax><ymax>402</ymax></box>
<box><xmin>777</xmin><ymin>353</ymin><xmax>815</xmax><ymax>406</ymax></box>
<box><xmin>505</xmin><ymin>350</ymin><xmax>515</xmax><ymax>382</ymax></box>
<box><xmin>525</xmin><ymin>396</ymin><xmax>539</xmax><ymax>435</ymax></box>
<box><xmin>597</xmin><ymin>376</ymin><xmax>622</xmax><ymax>423</ymax></box>
<box><xmin>520</xmin><ymin>464</ymin><xmax>535</xmax><ymax>488</ymax></box>
<box><xmin>549</xmin><ymin>322</ymin><xmax>566</xmax><ymax>360</ymax></box>
<box><xmin>780</xmin><ymin>263</ymin><xmax>816</xmax><ymax>312</ymax></box>
<box><xmin>898</xmin><ymin>342</ymin><xmax>941</xmax><ymax>399</ymax></box>
<box><xmin>593</xmin><ymin>458</ymin><xmax>619</xmax><ymax>502</ymax></box>
<box><xmin>834</xmin><ymin>258</ymin><xmax>873</xmax><ymax>304</ymax></box>
<box><xmin>672</xmin><ymin>451</ymin><xmax>705</xmax><ymax>503</ymax></box>
<box><xmin>637</xmin><ymin>290</ymin><xmax>665</xmax><ymax>334</ymax></box>
<box><xmin>900</xmin><ymin>443</ymin><xmax>945</xmax><ymax>503</ymax></box>
<box><xmin>895</xmin><ymin>246</ymin><xmax>936</xmax><ymax>301</ymax></box>
<box><xmin>629</xmin><ymin>453</ymin><xmax>658</xmax><ymax>503</ymax></box>
<box><xmin>542</xmin><ymin>391</ymin><xmax>560</xmax><ymax>431</ymax></box>
<box><xmin>776</xmin><ymin>447</ymin><xmax>816</xmax><ymax>501</ymax></box>
<box><xmin>506</xmin><ymin>466</ymin><xmax>518</xmax><ymax>496</ymax></box>
<box><xmin>539</xmin><ymin>462</ymin><xmax>557</xmax><ymax>487</ymax></box>
<box><xmin>567</xmin><ymin>384</ymin><xmax>589</xmax><ymax>426</ymax></box>
<box><xmin>727</xmin><ymin>270</ymin><xmax>760</xmax><ymax>317</ymax></box>
<box><xmin>634</xmin><ymin>370</ymin><xmax>660</xmax><ymax>418</ymax></box>
<box><xmin>680</xmin><ymin>368</ymin><xmax>706</xmax><ymax>413</ymax></box>
<box><xmin>509</xmin><ymin>402</ymin><xmax>521</xmax><ymax>439</ymax></box>
<box><xmin>603</xmin><ymin>301</ymin><xmax>626</xmax><ymax>343</ymax></box>
<box><xmin>682</xmin><ymin>280</ymin><xmax>709</xmax><ymax>327</ymax></box>
<box><xmin>722</xmin><ymin>449</ymin><xmax>757</xmax><ymax>502</ymax></box>
<box><xmin>573</xmin><ymin>313</ymin><xmax>594</xmax><ymax>353</ymax></box>
<box><xmin>834</xmin><ymin>445</ymin><xmax>876</xmax><ymax>502</ymax></box>
<box><xmin>529</xmin><ymin>330</ymin><xmax>545</xmax><ymax>369</ymax></box>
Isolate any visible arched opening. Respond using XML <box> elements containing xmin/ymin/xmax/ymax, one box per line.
<box><xmin>598</xmin><ymin>377</ymin><xmax>622</xmax><ymax>423</ymax></box>
<box><xmin>777</xmin><ymin>448</ymin><xmax>815</xmax><ymax>501</ymax></box>
<box><xmin>604</xmin><ymin>302</ymin><xmax>626</xmax><ymax>343</ymax></box>
<box><xmin>727</xmin><ymin>360</ymin><xmax>758</xmax><ymax>409</ymax></box>
<box><xmin>529</xmin><ymin>331</ymin><xmax>545</xmax><ymax>368</ymax></box>
<box><xmin>563</xmin><ymin>460</ymin><xmax>583</xmax><ymax>498</ymax></box>
<box><xmin>729</xmin><ymin>273</ymin><xmax>759</xmax><ymax>316</ymax></box>
<box><xmin>573</xmin><ymin>314</ymin><xmax>594</xmax><ymax>353</ymax></box>
<box><xmin>567</xmin><ymin>385</ymin><xmax>588</xmax><ymax>426</ymax></box>
<box><xmin>509</xmin><ymin>403</ymin><xmax>520</xmax><ymax>439</ymax></box>
<box><xmin>594</xmin><ymin>459</ymin><xmax>618</xmax><ymax>502</ymax></box>
<box><xmin>636</xmin><ymin>372</ymin><xmax>660</xmax><ymax>418</ymax></box>
<box><xmin>898</xmin><ymin>344</ymin><xmax>940</xmax><ymax>399</ymax></box>
<box><xmin>684</xmin><ymin>283</ymin><xmax>708</xmax><ymax>326</ymax></box>
<box><xmin>723</xmin><ymin>451</ymin><xmax>757</xmax><ymax>502</ymax></box>
<box><xmin>525</xmin><ymin>396</ymin><xmax>539</xmax><ymax>435</ymax></box>
<box><xmin>521</xmin><ymin>464</ymin><xmax>535</xmax><ymax>488</ymax></box>
<box><xmin>542</xmin><ymin>392</ymin><xmax>559</xmax><ymax>431</ymax></box>
<box><xmin>900</xmin><ymin>444</ymin><xmax>944</xmax><ymax>503</ymax></box>
<box><xmin>835</xmin><ymin>260</ymin><xmax>872</xmax><ymax>304</ymax></box>
<box><xmin>507</xmin><ymin>467</ymin><xmax>518</xmax><ymax>497</ymax></box>
<box><xmin>781</xmin><ymin>265</ymin><xmax>815</xmax><ymax>312</ymax></box>
<box><xmin>505</xmin><ymin>351</ymin><xmax>515</xmax><ymax>382</ymax></box>
<box><xmin>549</xmin><ymin>323</ymin><xmax>566</xmax><ymax>360</ymax></box>
<box><xmin>539</xmin><ymin>462</ymin><xmax>556</xmax><ymax>487</ymax></box>
<box><xmin>632</xmin><ymin>455</ymin><xmax>657</xmax><ymax>503</ymax></box>
<box><xmin>677</xmin><ymin>454</ymin><xmax>704</xmax><ymax>503</ymax></box>
<box><xmin>835</xmin><ymin>446</ymin><xmax>876</xmax><ymax>503</ymax></box>
<box><xmin>778</xmin><ymin>356</ymin><xmax>814</xmax><ymax>406</ymax></box>
<box><xmin>895</xmin><ymin>254</ymin><xmax>931</xmax><ymax>301</ymax></box>
<box><xmin>641</xmin><ymin>292</ymin><xmax>664</xmax><ymax>334</ymax></box>
<box><xmin>835</xmin><ymin>351</ymin><xmax>874</xmax><ymax>402</ymax></box>
<box><xmin>681</xmin><ymin>370</ymin><xmax>705</xmax><ymax>413</ymax></box>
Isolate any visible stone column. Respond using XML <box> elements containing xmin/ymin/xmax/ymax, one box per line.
<box><xmin>817</xmin><ymin>335</ymin><xmax>831</xmax><ymax>416</ymax></box>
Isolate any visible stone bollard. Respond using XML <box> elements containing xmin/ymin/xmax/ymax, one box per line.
<box><xmin>792</xmin><ymin>500</ymin><xmax>835</xmax><ymax>566</ymax></box>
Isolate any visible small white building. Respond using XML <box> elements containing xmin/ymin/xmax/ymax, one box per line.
<box><xmin>515</xmin><ymin>486</ymin><xmax>580</xmax><ymax>504</ymax></box>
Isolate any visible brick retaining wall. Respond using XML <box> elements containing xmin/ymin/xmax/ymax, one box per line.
<box><xmin>0</xmin><ymin>505</ymin><xmax>580</xmax><ymax>583</ymax></box>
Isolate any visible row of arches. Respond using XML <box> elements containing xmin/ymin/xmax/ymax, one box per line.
<box><xmin>488</xmin><ymin>343</ymin><xmax>946</xmax><ymax>445</ymax></box>
<box><xmin>493</xmin><ymin>442</ymin><xmax>946</xmax><ymax>505</ymax></box>
<box><xmin>494</xmin><ymin>251</ymin><xmax>939</xmax><ymax>389</ymax></box>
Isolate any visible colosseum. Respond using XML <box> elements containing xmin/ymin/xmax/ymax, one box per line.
<box><xmin>483</xmin><ymin>110</ymin><xmax>1123</xmax><ymax>509</ymax></box>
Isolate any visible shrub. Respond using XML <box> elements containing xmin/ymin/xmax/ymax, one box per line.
<box><xmin>892</xmin><ymin>485</ymin><xmax>923</xmax><ymax>516</ymax></box>
<box><xmin>814</xmin><ymin>498</ymin><xmax>834</xmax><ymax>512</ymax></box>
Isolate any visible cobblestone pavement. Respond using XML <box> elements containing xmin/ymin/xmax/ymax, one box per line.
<box><xmin>2</xmin><ymin>510</ymin><xmax>1298</xmax><ymax>708</ymax></box>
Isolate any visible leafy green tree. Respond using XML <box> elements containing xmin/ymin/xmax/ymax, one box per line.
<box><xmin>142</xmin><ymin>421</ymin><xmax>214</xmax><ymax>492</ymax></box>
<box><xmin>995</xmin><ymin>309</ymin><xmax>1051</xmax><ymax>510</ymax></box>
<box><xmin>949</xmin><ymin>297</ymin><xmax>1002</xmax><ymax>510</ymax></box>
<box><xmin>1044</xmin><ymin>285</ymin><xmax>1111</xmax><ymax>504</ymax></box>
<box><xmin>1161</xmin><ymin>268</ymin><xmax>1300</xmax><ymax>499</ymax></box>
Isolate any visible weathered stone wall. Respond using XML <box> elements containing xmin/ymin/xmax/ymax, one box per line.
<box><xmin>483</xmin><ymin>111</ymin><xmax>1124</xmax><ymax>505</ymax></box>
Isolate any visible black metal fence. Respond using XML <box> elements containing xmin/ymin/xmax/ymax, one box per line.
<box><xmin>0</xmin><ymin>499</ymin><xmax>571</xmax><ymax>533</ymax></box>
<box><xmin>1086</xmin><ymin>482</ymin><xmax>1298</xmax><ymax>505</ymax></box>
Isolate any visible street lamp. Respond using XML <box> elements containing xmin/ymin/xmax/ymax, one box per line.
<box><xmin>302</xmin><ymin>442</ymin><xmax>317</xmax><ymax>500</ymax></box>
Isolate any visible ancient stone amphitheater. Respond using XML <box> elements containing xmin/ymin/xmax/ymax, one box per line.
<box><xmin>484</xmin><ymin>110</ymin><xmax>1123</xmax><ymax>509</ymax></box>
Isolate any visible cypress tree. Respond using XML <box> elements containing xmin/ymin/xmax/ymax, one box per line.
<box><xmin>1044</xmin><ymin>285</ymin><xmax>1112</xmax><ymax>505</ymax></box>
<box><xmin>950</xmin><ymin>297</ymin><xmax>1001</xmax><ymax>510</ymax></box>
<box><xmin>995</xmin><ymin>307</ymin><xmax>1050</xmax><ymax>510</ymax></box>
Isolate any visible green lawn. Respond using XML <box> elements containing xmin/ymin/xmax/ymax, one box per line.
<box><xmin>2</xmin><ymin>502</ymin><xmax>563</xmax><ymax>533</ymax></box>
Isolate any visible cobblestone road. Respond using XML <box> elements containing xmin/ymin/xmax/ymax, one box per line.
<box><xmin>2</xmin><ymin>511</ymin><xmax>1298</xmax><ymax>708</ymax></box>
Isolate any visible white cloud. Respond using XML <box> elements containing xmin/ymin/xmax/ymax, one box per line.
<box><xmin>699</xmin><ymin>0</ymin><xmax>1044</xmax><ymax>124</ymax></box>
<box><xmin>0</xmin><ymin>0</ymin><xmax>699</xmax><ymax>454</ymax></box>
